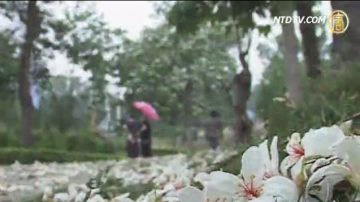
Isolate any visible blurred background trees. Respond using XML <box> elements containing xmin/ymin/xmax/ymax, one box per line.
<box><xmin>0</xmin><ymin>1</ymin><xmax>359</xmax><ymax>158</ymax></box>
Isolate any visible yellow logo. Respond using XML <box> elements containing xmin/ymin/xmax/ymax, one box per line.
<box><xmin>329</xmin><ymin>10</ymin><xmax>349</xmax><ymax>34</ymax></box>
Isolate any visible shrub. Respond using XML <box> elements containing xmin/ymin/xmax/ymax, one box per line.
<box><xmin>0</xmin><ymin>147</ymin><xmax>178</xmax><ymax>165</ymax></box>
<box><xmin>0</xmin><ymin>147</ymin><xmax>122</xmax><ymax>165</ymax></box>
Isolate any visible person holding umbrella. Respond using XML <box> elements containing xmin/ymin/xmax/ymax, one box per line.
<box><xmin>133</xmin><ymin>101</ymin><xmax>160</xmax><ymax>158</ymax></box>
<box><xmin>123</xmin><ymin>117</ymin><xmax>142</xmax><ymax>158</ymax></box>
<box><xmin>139</xmin><ymin>119</ymin><xmax>152</xmax><ymax>157</ymax></box>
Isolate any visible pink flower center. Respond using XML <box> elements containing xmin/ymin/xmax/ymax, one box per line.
<box><xmin>264</xmin><ymin>171</ymin><xmax>273</xmax><ymax>179</ymax></box>
<box><xmin>237</xmin><ymin>179</ymin><xmax>263</xmax><ymax>200</ymax></box>
<box><xmin>174</xmin><ymin>180</ymin><xmax>184</xmax><ymax>190</ymax></box>
<box><xmin>290</xmin><ymin>144</ymin><xmax>305</xmax><ymax>157</ymax></box>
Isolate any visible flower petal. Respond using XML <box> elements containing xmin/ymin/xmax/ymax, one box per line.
<box><xmin>249</xmin><ymin>196</ymin><xmax>276</xmax><ymax>202</ymax></box>
<box><xmin>261</xmin><ymin>176</ymin><xmax>299</xmax><ymax>202</ymax></box>
<box><xmin>194</xmin><ymin>172</ymin><xmax>210</xmax><ymax>185</ymax></box>
<box><xmin>305</xmin><ymin>164</ymin><xmax>350</xmax><ymax>202</ymax></box>
<box><xmin>331</xmin><ymin>136</ymin><xmax>360</xmax><ymax>187</ymax></box>
<box><xmin>178</xmin><ymin>187</ymin><xmax>205</xmax><ymax>202</ymax></box>
<box><xmin>204</xmin><ymin>171</ymin><xmax>240</xmax><ymax>200</ymax></box>
<box><xmin>259</xmin><ymin>139</ymin><xmax>270</xmax><ymax>169</ymax></box>
<box><xmin>286</xmin><ymin>133</ymin><xmax>302</xmax><ymax>155</ymax></box>
<box><xmin>270</xmin><ymin>136</ymin><xmax>279</xmax><ymax>175</ymax></box>
<box><xmin>259</xmin><ymin>137</ymin><xmax>279</xmax><ymax>178</ymax></box>
<box><xmin>280</xmin><ymin>156</ymin><xmax>291</xmax><ymax>178</ymax></box>
<box><xmin>280</xmin><ymin>156</ymin><xmax>302</xmax><ymax>181</ymax></box>
<box><xmin>302</xmin><ymin>125</ymin><xmax>345</xmax><ymax>157</ymax></box>
<box><xmin>241</xmin><ymin>146</ymin><xmax>265</xmax><ymax>182</ymax></box>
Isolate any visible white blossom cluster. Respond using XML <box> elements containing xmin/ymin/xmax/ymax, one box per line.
<box><xmin>177</xmin><ymin>121</ymin><xmax>360</xmax><ymax>202</ymax></box>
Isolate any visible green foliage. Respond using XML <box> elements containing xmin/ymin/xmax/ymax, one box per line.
<box><xmin>60</xmin><ymin>5</ymin><xmax>125</xmax><ymax>104</ymax></box>
<box><xmin>0</xmin><ymin>32</ymin><xmax>18</xmax><ymax>96</ymax></box>
<box><xmin>35</xmin><ymin>76</ymin><xmax>93</xmax><ymax>132</ymax></box>
<box><xmin>256</xmin><ymin>57</ymin><xmax>360</xmax><ymax>142</ymax></box>
<box><xmin>116</xmin><ymin>24</ymin><xmax>237</xmax><ymax>124</ymax></box>
<box><xmin>0</xmin><ymin>126</ymin><xmax>121</xmax><ymax>152</ymax></box>
<box><xmin>0</xmin><ymin>1</ymin><xmax>71</xmax><ymax>87</ymax></box>
<box><xmin>33</xmin><ymin>128</ymin><xmax>118</xmax><ymax>153</ymax></box>
<box><xmin>0</xmin><ymin>1</ymin><xmax>241</xmax><ymax>150</ymax></box>
<box><xmin>168</xmin><ymin>1</ymin><xmax>270</xmax><ymax>35</ymax></box>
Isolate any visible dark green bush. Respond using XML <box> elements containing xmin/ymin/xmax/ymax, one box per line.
<box><xmin>31</xmin><ymin>128</ymin><xmax>126</xmax><ymax>154</ymax></box>
<box><xmin>0</xmin><ymin>147</ymin><xmax>177</xmax><ymax>165</ymax></box>
<box><xmin>0</xmin><ymin>147</ymin><xmax>122</xmax><ymax>165</ymax></box>
<box><xmin>0</xmin><ymin>147</ymin><xmax>176</xmax><ymax>164</ymax></box>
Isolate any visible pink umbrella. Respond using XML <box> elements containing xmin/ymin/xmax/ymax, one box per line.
<box><xmin>133</xmin><ymin>101</ymin><xmax>160</xmax><ymax>121</ymax></box>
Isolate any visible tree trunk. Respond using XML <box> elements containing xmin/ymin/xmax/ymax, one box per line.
<box><xmin>230</xmin><ymin>1</ymin><xmax>253</xmax><ymax>145</ymax></box>
<box><xmin>281</xmin><ymin>2</ymin><xmax>304</xmax><ymax>106</ymax></box>
<box><xmin>232</xmin><ymin>49</ymin><xmax>253</xmax><ymax>145</ymax></box>
<box><xmin>331</xmin><ymin>1</ymin><xmax>360</xmax><ymax>64</ymax></box>
<box><xmin>296</xmin><ymin>1</ymin><xmax>321</xmax><ymax>78</ymax></box>
<box><xmin>183</xmin><ymin>80</ymin><xmax>193</xmax><ymax>126</ymax></box>
<box><xmin>18</xmin><ymin>1</ymin><xmax>41</xmax><ymax>146</ymax></box>
<box><xmin>182</xmin><ymin>80</ymin><xmax>193</xmax><ymax>145</ymax></box>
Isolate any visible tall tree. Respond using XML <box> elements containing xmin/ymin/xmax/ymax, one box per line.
<box><xmin>277</xmin><ymin>2</ymin><xmax>304</xmax><ymax>106</ymax></box>
<box><xmin>0</xmin><ymin>1</ymin><xmax>98</xmax><ymax>145</ymax></box>
<box><xmin>232</xmin><ymin>37</ymin><xmax>253</xmax><ymax>144</ymax></box>
<box><xmin>18</xmin><ymin>1</ymin><xmax>42</xmax><ymax>146</ymax></box>
<box><xmin>51</xmin><ymin>4</ymin><xmax>126</xmax><ymax>136</ymax></box>
<box><xmin>296</xmin><ymin>1</ymin><xmax>321</xmax><ymax>78</ymax></box>
<box><xmin>168</xmin><ymin>1</ymin><xmax>270</xmax><ymax>144</ymax></box>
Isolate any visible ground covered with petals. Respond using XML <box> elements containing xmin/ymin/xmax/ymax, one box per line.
<box><xmin>1</xmin><ymin>121</ymin><xmax>359</xmax><ymax>202</ymax></box>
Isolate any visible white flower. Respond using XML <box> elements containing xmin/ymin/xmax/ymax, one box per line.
<box><xmin>259</xmin><ymin>136</ymin><xmax>279</xmax><ymax>178</ymax></box>
<box><xmin>178</xmin><ymin>176</ymin><xmax>298</xmax><ymax>202</ymax></box>
<box><xmin>53</xmin><ymin>193</ymin><xmax>69</xmax><ymax>202</ymax></box>
<box><xmin>178</xmin><ymin>171</ymin><xmax>239</xmax><ymax>202</ymax></box>
<box><xmin>302</xmin><ymin>125</ymin><xmax>345</xmax><ymax>157</ymax></box>
<box><xmin>257</xmin><ymin>176</ymin><xmax>299</xmax><ymax>202</ymax></box>
<box><xmin>281</xmin><ymin>125</ymin><xmax>345</xmax><ymax>180</ymax></box>
<box><xmin>42</xmin><ymin>186</ymin><xmax>53</xmax><ymax>201</ymax></box>
<box><xmin>204</xmin><ymin>171</ymin><xmax>240</xmax><ymax>200</ymax></box>
<box><xmin>239</xmin><ymin>146</ymin><xmax>265</xmax><ymax>199</ymax></box>
<box><xmin>179</xmin><ymin>137</ymin><xmax>298</xmax><ymax>202</ymax></box>
<box><xmin>178</xmin><ymin>186</ymin><xmax>205</xmax><ymax>202</ymax></box>
<box><xmin>87</xmin><ymin>194</ymin><xmax>106</xmax><ymax>202</ymax></box>
<box><xmin>238</xmin><ymin>136</ymin><xmax>279</xmax><ymax>199</ymax></box>
<box><xmin>304</xmin><ymin>164</ymin><xmax>350</xmax><ymax>202</ymax></box>
<box><xmin>331</xmin><ymin>136</ymin><xmax>360</xmax><ymax>188</ymax></box>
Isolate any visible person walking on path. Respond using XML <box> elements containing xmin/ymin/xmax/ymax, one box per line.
<box><xmin>204</xmin><ymin>110</ymin><xmax>224</xmax><ymax>152</ymax></box>
<box><xmin>132</xmin><ymin>101</ymin><xmax>160</xmax><ymax>157</ymax></box>
<box><xmin>139</xmin><ymin>119</ymin><xmax>152</xmax><ymax>157</ymax></box>
<box><xmin>123</xmin><ymin>118</ymin><xmax>142</xmax><ymax>158</ymax></box>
